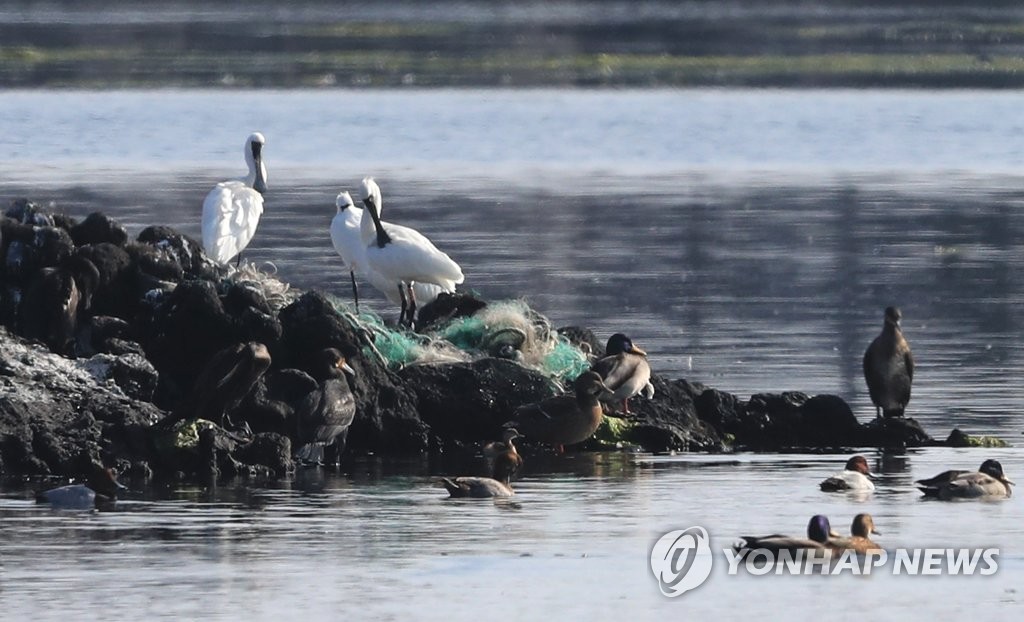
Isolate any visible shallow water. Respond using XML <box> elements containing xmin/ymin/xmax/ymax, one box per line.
<box><xmin>2</xmin><ymin>450</ymin><xmax>1022</xmax><ymax>621</ymax></box>
<box><xmin>1</xmin><ymin>88</ymin><xmax>1023</xmax><ymax>618</ymax></box>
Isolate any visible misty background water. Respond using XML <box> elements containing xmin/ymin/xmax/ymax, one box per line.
<box><xmin>2</xmin><ymin>87</ymin><xmax>1023</xmax><ymax>620</ymax></box>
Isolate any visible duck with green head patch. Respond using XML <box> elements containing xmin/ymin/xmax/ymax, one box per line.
<box><xmin>916</xmin><ymin>459</ymin><xmax>1014</xmax><ymax>499</ymax></box>
<box><xmin>591</xmin><ymin>333</ymin><xmax>654</xmax><ymax>414</ymax></box>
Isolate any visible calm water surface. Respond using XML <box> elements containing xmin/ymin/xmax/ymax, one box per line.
<box><xmin>1</xmin><ymin>89</ymin><xmax>1023</xmax><ymax>618</ymax></box>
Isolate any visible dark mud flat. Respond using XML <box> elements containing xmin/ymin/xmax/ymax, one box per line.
<box><xmin>0</xmin><ymin>199</ymin><xmax>948</xmax><ymax>481</ymax></box>
<box><xmin>3</xmin><ymin>1</ymin><xmax>1024</xmax><ymax>88</ymax></box>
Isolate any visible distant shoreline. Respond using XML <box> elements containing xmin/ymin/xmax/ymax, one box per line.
<box><xmin>3</xmin><ymin>0</ymin><xmax>1024</xmax><ymax>89</ymax></box>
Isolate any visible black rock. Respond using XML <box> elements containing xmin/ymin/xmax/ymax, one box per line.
<box><xmin>621</xmin><ymin>376</ymin><xmax>722</xmax><ymax>452</ymax></box>
<box><xmin>557</xmin><ymin>326</ymin><xmax>605</xmax><ymax>357</ymax></box>
<box><xmin>82</xmin><ymin>352</ymin><xmax>160</xmax><ymax>402</ymax></box>
<box><xmin>70</xmin><ymin>212</ymin><xmax>129</xmax><ymax>247</ymax></box>
<box><xmin>399</xmin><ymin>358</ymin><xmax>555</xmax><ymax>444</ymax></box>
<box><xmin>798</xmin><ymin>394</ymin><xmax>861</xmax><ymax>447</ymax></box>
<box><xmin>860</xmin><ymin>416</ymin><xmax>934</xmax><ymax>448</ymax></box>
<box><xmin>137</xmin><ymin>226</ymin><xmax>221</xmax><ymax>281</ymax></box>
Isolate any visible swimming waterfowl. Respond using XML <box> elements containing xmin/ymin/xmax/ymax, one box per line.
<box><xmin>440</xmin><ymin>448</ymin><xmax>521</xmax><ymax>498</ymax></box>
<box><xmin>294</xmin><ymin>348</ymin><xmax>357</xmax><ymax>466</ymax></box>
<box><xmin>359</xmin><ymin>177</ymin><xmax>464</xmax><ymax>327</ymax></box>
<box><xmin>36</xmin><ymin>463</ymin><xmax>126</xmax><ymax>509</ymax></box>
<box><xmin>830</xmin><ymin>513</ymin><xmax>883</xmax><ymax>555</ymax></box>
<box><xmin>820</xmin><ymin>455</ymin><xmax>876</xmax><ymax>492</ymax></box>
<box><xmin>483</xmin><ymin>427</ymin><xmax>523</xmax><ymax>479</ymax></box>
<box><xmin>734</xmin><ymin>515</ymin><xmax>839</xmax><ymax>557</ymax></box>
<box><xmin>169</xmin><ymin>341</ymin><xmax>272</xmax><ymax>428</ymax></box>
<box><xmin>330</xmin><ymin>190</ymin><xmax>443</xmax><ymax>314</ymax></box>
<box><xmin>505</xmin><ymin>371</ymin><xmax>612</xmax><ymax>452</ymax></box>
<box><xmin>202</xmin><ymin>132</ymin><xmax>267</xmax><ymax>266</ymax></box>
<box><xmin>863</xmin><ymin>306</ymin><xmax>914</xmax><ymax>418</ymax></box>
<box><xmin>916</xmin><ymin>459</ymin><xmax>1014</xmax><ymax>499</ymax></box>
<box><xmin>591</xmin><ymin>333</ymin><xmax>654</xmax><ymax>414</ymax></box>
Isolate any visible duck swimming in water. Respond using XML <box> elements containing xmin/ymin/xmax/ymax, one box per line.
<box><xmin>440</xmin><ymin>447</ymin><xmax>521</xmax><ymax>498</ymax></box>
<box><xmin>505</xmin><ymin>371</ymin><xmax>612</xmax><ymax>452</ymax></box>
<box><xmin>36</xmin><ymin>463</ymin><xmax>127</xmax><ymax>509</ymax></box>
<box><xmin>916</xmin><ymin>459</ymin><xmax>1014</xmax><ymax>499</ymax></box>
<box><xmin>591</xmin><ymin>333</ymin><xmax>654</xmax><ymax>414</ymax></box>
<box><xmin>734</xmin><ymin>515</ymin><xmax>839</xmax><ymax>557</ymax></box>
<box><xmin>294</xmin><ymin>348</ymin><xmax>357</xmax><ymax>466</ymax></box>
<box><xmin>863</xmin><ymin>306</ymin><xmax>914</xmax><ymax>418</ymax></box>
<box><xmin>483</xmin><ymin>427</ymin><xmax>523</xmax><ymax>475</ymax></box>
<box><xmin>830</xmin><ymin>513</ymin><xmax>883</xmax><ymax>555</ymax></box>
<box><xmin>820</xmin><ymin>455</ymin><xmax>876</xmax><ymax>492</ymax></box>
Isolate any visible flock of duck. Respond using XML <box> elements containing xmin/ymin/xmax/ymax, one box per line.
<box><xmin>730</xmin><ymin>456</ymin><xmax>1015</xmax><ymax>557</ymax></box>
<box><xmin>30</xmin><ymin>133</ymin><xmax>1015</xmax><ymax>516</ymax></box>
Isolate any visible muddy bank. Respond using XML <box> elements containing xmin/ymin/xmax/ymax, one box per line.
<box><xmin>1</xmin><ymin>200</ymin><xmax>946</xmax><ymax>480</ymax></box>
<box><xmin>3</xmin><ymin>1</ymin><xmax>1024</xmax><ymax>88</ymax></box>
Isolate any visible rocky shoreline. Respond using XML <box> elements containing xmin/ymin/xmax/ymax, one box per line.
<box><xmin>0</xmin><ymin>200</ymin><xmax>952</xmax><ymax>481</ymax></box>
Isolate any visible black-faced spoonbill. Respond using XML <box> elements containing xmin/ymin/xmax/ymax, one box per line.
<box><xmin>359</xmin><ymin>177</ymin><xmax>463</xmax><ymax>327</ymax></box>
<box><xmin>202</xmin><ymin>132</ymin><xmax>267</xmax><ymax>266</ymax></box>
<box><xmin>330</xmin><ymin>191</ymin><xmax>444</xmax><ymax>314</ymax></box>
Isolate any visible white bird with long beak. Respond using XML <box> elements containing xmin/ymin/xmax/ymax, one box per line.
<box><xmin>202</xmin><ymin>132</ymin><xmax>268</xmax><ymax>266</ymax></box>
<box><xmin>330</xmin><ymin>191</ymin><xmax>444</xmax><ymax>314</ymax></box>
<box><xmin>359</xmin><ymin>177</ymin><xmax>463</xmax><ymax>327</ymax></box>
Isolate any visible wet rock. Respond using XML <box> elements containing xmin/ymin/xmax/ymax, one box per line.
<box><xmin>399</xmin><ymin>358</ymin><xmax>555</xmax><ymax>446</ymax></box>
<box><xmin>616</xmin><ymin>376</ymin><xmax>723</xmax><ymax>452</ymax></box>
<box><xmin>233</xmin><ymin>432</ymin><xmax>293</xmax><ymax>476</ymax></box>
<box><xmin>860</xmin><ymin>416</ymin><xmax>934</xmax><ymax>448</ymax></box>
<box><xmin>5</xmin><ymin>199</ymin><xmax>53</xmax><ymax>226</ymax></box>
<box><xmin>70</xmin><ymin>212</ymin><xmax>129</xmax><ymax>247</ymax></box>
<box><xmin>81</xmin><ymin>352</ymin><xmax>159</xmax><ymax>402</ymax></box>
<box><xmin>137</xmin><ymin>226</ymin><xmax>221</xmax><ymax>281</ymax></box>
<box><xmin>74</xmin><ymin>243</ymin><xmax>135</xmax><ymax>317</ymax></box>
<box><xmin>797</xmin><ymin>394</ymin><xmax>861</xmax><ymax>447</ymax></box>
<box><xmin>240</xmin><ymin>368</ymin><xmax>318</xmax><ymax>435</ymax></box>
<box><xmin>137</xmin><ymin>279</ymin><xmax>238</xmax><ymax>402</ymax></box>
<box><xmin>0</xmin><ymin>327</ymin><xmax>163</xmax><ymax>476</ymax></box>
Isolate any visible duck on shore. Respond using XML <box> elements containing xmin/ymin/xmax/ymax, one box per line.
<box><xmin>591</xmin><ymin>333</ymin><xmax>654</xmax><ymax>414</ymax></box>
<box><xmin>916</xmin><ymin>459</ymin><xmax>1014</xmax><ymax>499</ymax></box>
<box><xmin>505</xmin><ymin>371</ymin><xmax>612</xmax><ymax>452</ymax></box>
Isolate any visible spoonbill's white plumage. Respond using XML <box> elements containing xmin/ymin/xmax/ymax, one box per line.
<box><xmin>202</xmin><ymin>132</ymin><xmax>268</xmax><ymax>266</ymax></box>
<box><xmin>359</xmin><ymin>177</ymin><xmax>463</xmax><ymax>327</ymax></box>
<box><xmin>329</xmin><ymin>191</ymin><xmax>444</xmax><ymax>313</ymax></box>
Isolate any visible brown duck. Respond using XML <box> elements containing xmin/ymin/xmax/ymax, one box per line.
<box><xmin>483</xmin><ymin>427</ymin><xmax>524</xmax><ymax>479</ymax></box>
<box><xmin>863</xmin><ymin>306</ymin><xmax>914</xmax><ymax>418</ymax></box>
<box><xmin>505</xmin><ymin>371</ymin><xmax>612</xmax><ymax>452</ymax></box>
<box><xmin>830</xmin><ymin>513</ymin><xmax>883</xmax><ymax>555</ymax></box>
<box><xmin>441</xmin><ymin>449</ymin><xmax>522</xmax><ymax>498</ymax></box>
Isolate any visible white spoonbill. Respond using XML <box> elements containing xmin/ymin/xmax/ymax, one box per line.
<box><xmin>330</xmin><ymin>191</ymin><xmax>445</xmax><ymax>314</ymax></box>
<box><xmin>202</xmin><ymin>132</ymin><xmax>268</xmax><ymax>266</ymax></box>
<box><xmin>359</xmin><ymin>177</ymin><xmax>464</xmax><ymax>327</ymax></box>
